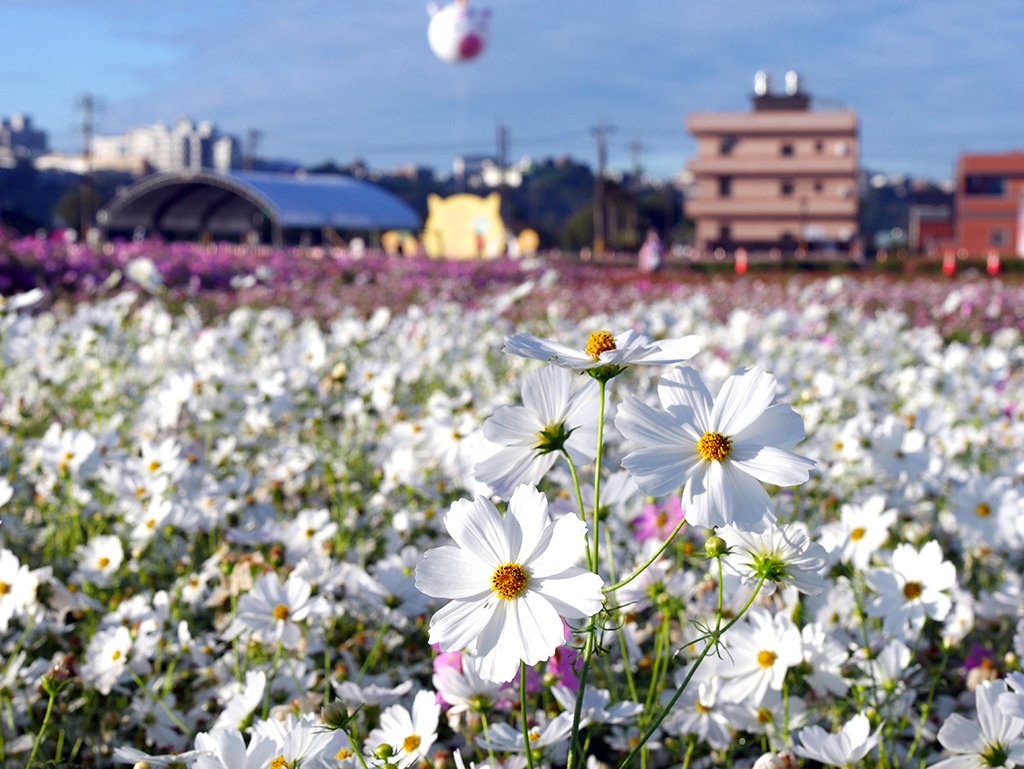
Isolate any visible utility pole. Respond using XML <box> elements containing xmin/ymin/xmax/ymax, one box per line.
<box><xmin>628</xmin><ymin>139</ymin><xmax>643</xmax><ymax>249</ymax></box>
<box><xmin>77</xmin><ymin>94</ymin><xmax>95</xmax><ymax>240</ymax></box>
<box><xmin>497</xmin><ymin>121</ymin><xmax>510</xmax><ymax>228</ymax></box>
<box><xmin>245</xmin><ymin>128</ymin><xmax>261</xmax><ymax>171</ymax></box>
<box><xmin>591</xmin><ymin>123</ymin><xmax>614</xmax><ymax>258</ymax></box>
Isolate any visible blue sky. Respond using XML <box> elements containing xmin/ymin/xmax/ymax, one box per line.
<box><xmin>3</xmin><ymin>0</ymin><xmax>1023</xmax><ymax>181</ymax></box>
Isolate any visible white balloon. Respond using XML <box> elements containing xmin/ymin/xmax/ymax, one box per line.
<box><xmin>427</xmin><ymin>2</ymin><xmax>490</xmax><ymax>63</ymax></box>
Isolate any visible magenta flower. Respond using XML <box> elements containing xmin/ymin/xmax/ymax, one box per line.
<box><xmin>631</xmin><ymin>497</ymin><xmax>685</xmax><ymax>543</ymax></box>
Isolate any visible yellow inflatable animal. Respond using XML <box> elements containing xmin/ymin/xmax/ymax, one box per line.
<box><xmin>423</xmin><ymin>193</ymin><xmax>506</xmax><ymax>259</ymax></box>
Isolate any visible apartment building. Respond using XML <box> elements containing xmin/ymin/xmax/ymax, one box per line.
<box><xmin>686</xmin><ymin>72</ymin><xmax>859</xmax><ymax>254</ymax></box>
<box><xmin>90</xmin><ymin>117</ymin><xmax>242</xmax><ymax>175</ymax></box>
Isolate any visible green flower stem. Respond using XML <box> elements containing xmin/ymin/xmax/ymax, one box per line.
<box><xmin>603</xmin><ymin>515</ymin><xmax>687</xmax><ymax>594</ymax></box>
<box><xmin>344</xmin><ymin>725</ymin><xmax>372</xmax><ymax>769</ymax></box>
<box><xmin>479</xmin><ymin>710</ymin><xmax>500</xmax><ymax>769</ymax></box>
<box><xmin>25</xmin><ymin>681</ymin><xmax>57</xmax><ymax>769</ymax></box>
<box><xmin>616</xmin><ymin>571</ymin><xmax>766</xmax><ymax>769</ymax></box>
<box><xmin>566</xmin><ymin>631</ymin><xmax>597</xmax><ymax>769</ymax></box>
<box><xmin>2</xmin><ymin>616</ymin><xmax>35</xmax><ymax>680</ymax></box>
<box><xmin>563</xmin><ymin>452</ymin><xmax>593</xmax><ymax>572</ymax></box>
<box><xmin>681</xmin><ymin>736</ymin><xmax>696</xmax><ymax>769</ymax></box>
<box><xmin>262</xmin><ymin>641</ymin><xmax>285</xmax><ymax>719</ymax></box>
<box><xmin>356</xmin><ymin>620</ymin><xmax>390</xmax><ymax>682</ymax></box>
<box><xmin>906</xmin><ymin>643</ymin><xmax>951</xmax><ymax>763</ymax></box>
<box><xmin>590</xmin><ymin>379</ymin><xmax>607</xmax><ymax>572</ymax></box>
<box><xmin>130</xmin><ymin>668</ymin><xmax>190</xmax><ymax>735</ymax></box>
<box><xmin>521</xmin><ymin>661</ymin><xmax>536</xmax><ymax>769</ymax></box>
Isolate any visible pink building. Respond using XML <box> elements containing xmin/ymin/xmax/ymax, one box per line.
<box><xmin>686</xmin><ymin>72</ymin><xmax>859</xmax><ymax>254</ymax></box>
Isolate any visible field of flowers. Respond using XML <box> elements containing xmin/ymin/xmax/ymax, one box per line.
<box><xmin>1</xmin><ymin>233</ymin><xmax>1024</xmax><ymax>769</ymax></box>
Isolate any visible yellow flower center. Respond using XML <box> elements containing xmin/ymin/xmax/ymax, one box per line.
<box><xmin>336</xmin><ymin>748</ymin><xmax>354</xmax><ymax>760</ymax></box>
<box><xmin>273</xmin><ymin>604</ymin><xmax>291</xmax><ymax>621</ymax></box>
<box><xmin>148</xmin><ymin>461</ymin><xmax>161</xmax><ymax>473</ymax></box>
<box><xmin>757</xmin><ymin>650</ymin><xmax>777</xmax><ymax>668</ymax></box>
<box><xmin>305</xmin><ymin>528</ymin><xmax>316</xmax><ymax>539</ymax></box>
<box><xmin>111</xmin><ymin>649</ymin><xmax>121</xmax><ymax>661</ymax></box>
<box><xmin>270</xmin><ymin>757</ymin><xmax>288</xmax><ymax>769</ymax></box>
<box><xmin>757</xmin><ymin>707</ymin><xmax>773</xmax><ymax>724</ymax></box>
<box><xmin>98</xmin><ymin>557</ymin><xmax>111</xmax><ymax>569</ymax></box>
<box><xmin>584</xmin><ymin>330</ymin><xmax>616</xmax><ymax>360</ymax></box>
<box><xmin>403</xmin><ymin>735</ymin><xmax>421</xmax><ymax>753</ymax></box>
<box><xmin>903</xmin><ymin>581</ymin><xmax>923</xmax><ymax>600</ymax></box>
<box><xmin>490</xmin><ymin>563</ymin><xmax>530</xmax><ymax>600</ymax></box>
<box><xmin>0</xmin><ymin>582</ymin><xmax>9</xmax><ymax>595</ymax></box>
<box><xmin>695</xmin><ymin>701</ymin><xmax>711</xmax><ymax>714</ymax></box>
<box><xmin>697</xmin><ymin>432</ymin><xmax>733</xmax><ymax>462</ymax></box>
<box><xmin>850</xmin><ymin>527</ymin><xmax>866</xmax><ymax>541</ymax></box>
<box><xmin>977</xmin><ymin>503</ymin><xmax>992</xmax><ymax>518</ymax></box>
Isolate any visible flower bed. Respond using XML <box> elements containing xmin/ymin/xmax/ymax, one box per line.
<box><xmin>0</xmin><ymin>235</ymin><xmax>1022</xmax><ymax>768</ymax></box>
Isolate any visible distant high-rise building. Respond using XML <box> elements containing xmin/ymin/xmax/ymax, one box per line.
<box><xmin>686</xmin><ymin>72</ymin><xmax>859</xmax><ymax>254</ymax></box>
<box><xmin>90</xmin><ymin>117</ymin><xmax>242</xmax><ymax>174</ymax></box>
<box><xmin>0</xmin><ymin>114</ymin><xmax>48</xmax><ymax>156</ymax></box>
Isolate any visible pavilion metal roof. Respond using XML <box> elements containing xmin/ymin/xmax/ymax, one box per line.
<box><xmin>96</xmin><ymin>170</ymin><xmax>421</xmax><ymax>244</ymax></box>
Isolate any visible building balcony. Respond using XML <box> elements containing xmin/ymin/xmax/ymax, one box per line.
<box><xmin>688</xmin><ymin>155</ymin><xmax>857</xmax><ymax>176</ymax></box>
<box><xmin>686</xmin><ymin>196</ymin><xmax>858</xmax><ymax>218</ymax></box>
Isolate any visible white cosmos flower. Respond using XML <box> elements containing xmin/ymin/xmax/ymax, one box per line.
<box><xmin>719</xmin><ymin>606</ymin><xmax>803</xmax><ymax>704</ymax></box>
<box><xmin>792</xmin><ymin>712</ymin><xmax>882</xmax><ymax>767</ymax></box>
<box><xmin>415</xmin><ymin>484</ymin><xmax>604</xmax><ymax>683</ymax></box>
<box><xmin>865</xmin><ymin>540</ymin><xmax>956</xmax><ymax>638</ymax></box>
<box><xmin>365</xmin><ymin>690</ymin><xmax>441</xmax><ymax>767</ymax></box>
<box><xmin>719</xmin><ymin>522</ymin><xmax>828</xmax><ymax>596</ymax></box>
<box><xmin>615</xmin><ymin>366</ymin><xmax>815</xmax><ymax>532</ymax></box>
<box><xmin>934</xmin><ymin>679</ymin><xmax>1024</xmax><ymax>769</ymax></box>
<box><xmin>475</xmin><ymin>365</ymin><xmax>601</xmax><ymax>498</ymax></box>
<box><xmin>503</xmin><ymin>329</ymin><xmax>701</xmax><ymax>373</ymax></box>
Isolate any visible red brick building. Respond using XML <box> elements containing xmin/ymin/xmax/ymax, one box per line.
<box><xmin>955</xmin><ymin>152</ymin><xmax>1024</xmax><ymax>256</ymax></box>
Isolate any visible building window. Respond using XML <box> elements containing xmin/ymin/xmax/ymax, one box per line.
<box><xmin>720</xmin><ymin>225</ymin><xmax>732</xmax><ymax>242</ymax></box>
<box><xmin>814</xmin><ymin>180</ymin><xmax>824</xmax><ymax>193</ymax></box>
<box><xmin>781</xmin><ymin>143</ymin><xmax>794</xmax><ymax>157</ymax></box>
<box><xmin>720</xmin><ymin>135</ymin><xmax>738</xmax><ymax>155</ymax></box>
<box><xmin>815</xmin><ymin>140</ymin><xmax>824</xmax><ymax>153</ymax></box>
<box><xmin>990</xmin><ymin>228</ymin><xmax>1008</xmax><ymax>247</ymax></box>
<box><xmin>719</xmin><ymin>176</ymin><xmax>732</xmax><ymax>197</ymax></box>
<box><xmin>965</xmin><ymin>174</ymin><xmax>1007</xmax><ymax>196</ymax></box>
<box><xmin>781</xmin><ymin>181</ymin><xmax>794</xmax><ymax>196</ymax></box>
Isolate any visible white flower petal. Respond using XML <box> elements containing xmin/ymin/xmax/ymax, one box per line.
<box><xmin>621</xmin><ymin>447</ymin><xmax>701</xmax><ymax>498</ymax></box>
<box><xmin>937</xmin><ymin>713</ymin><xmax>986</xmax><ymax>754</ymax></box>
<box><xmin>515</xmin><ymin>590</ymin><xmax>567</xmax><ymax>665</ymax></box>
<box><xmin>711</xmin><ymin>366</ymin><xmax>776</xmax><ymax>436</ymax></box>
<box><xmin>657</xmin><ymin>366</ymin><xmax>714</xmax><ymax>428</ymax></box>
<box><xmin>615</xmin><ymin>395</ymin><xmax>697</xmax><ymax>447</ymax></box>
<box><xmin>475</xmin><ymin>446</ymin><xmax>556</xmax><ymax>499</ymax></box>
<box><xmin>520</xmin><ymin>365</ymin><xmax>572</xmax><ymax>424</ymax></box>
<box><xmin>508</xmin><ymin>484</ymin><xmax>551</xmax><ymax>563</ymax></box>
<box><xmin>482</xmin><ymin>406</ymin><xmax>544</xmax><ymax>446</ymax></box>
<box><xmin>524</xmin><ymin>512</ymin><xmax>588</xmax><ymax>577</ymax></box>
<box><xmin>445</xmin><ymin>497</ymin><xmax>509</xmax><ymax>566</ymax></box>
<box><xmin>415</xmin><ymin>545</ymin><xmax>492</xmax><ymax>599</ymax></box>
<box><xmin>503</xmin><ymin>333</ymin><xmax>592</xmax><ymax>368</ymax></box>
<box><xmin>429</xmin><ymin>594</ymin><xmax>498</xmax><ymax>653</ymax></box>
<box><xmin>729</xmin><ymin>444</ymin><xmax>816</xmax><ymax>486</ymax></box>
<box><xmin>732</xmin><ymin>403</ymin><xmax>806</xmax><ymax>450</ymax></box>
<box><xmin>532</xmin><ymin>568</ymin><xmax>605</xmax><ymax>618</ymax></box>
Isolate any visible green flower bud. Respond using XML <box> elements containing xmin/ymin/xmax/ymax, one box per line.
<box><xmin>705</xmin><ymin>535</ymin><xmax>728</xmax><ymax>558</ymax></box>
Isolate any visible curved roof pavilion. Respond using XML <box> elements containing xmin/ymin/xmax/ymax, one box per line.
<box><xmin>96</xmin><ymin>170</ymin><xmax>421</xmax><ymax>246</ymax></box>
